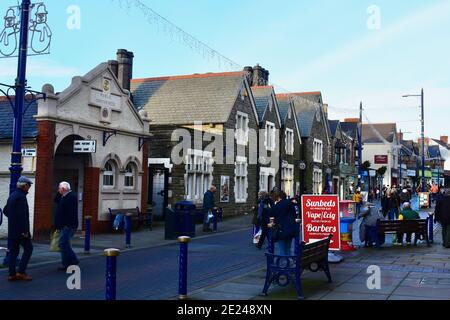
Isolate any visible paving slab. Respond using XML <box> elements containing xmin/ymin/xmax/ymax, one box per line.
<box><xmin>320</xmin><ymin>291</ymin><xmax>388</xmax><ymax>300</ymax></box>
<box><xmin>388</xmin><ymin>295</ymin><xmax>444</xmax><ymax>300</ymax></box>
<box><xmin>205</xmin><ymin>282</ymin><xmax>262</xmax><ymax>296</ymax></box>
<box><xmin>392</xmin><ymin>286</ymin><xmax>450</xmax><ymax>299</ymax></box>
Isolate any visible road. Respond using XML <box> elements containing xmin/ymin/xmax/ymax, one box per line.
<box><xmin>0</xmin><ymin>228</ymin><xmax>263</xmax><ymax>300</ymax></box>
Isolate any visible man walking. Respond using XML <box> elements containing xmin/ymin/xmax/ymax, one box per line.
<box><xmin>3</xmin><ymin>176</ymin><xmax>34</xmax><ymax>281</ymax></box>
<box><xmin>54</xmin><ymin>182</ymin><xmax>79</xmax><ymax>270</ymax></box>
<box><xmin>202</xmin><ymin>186</ymin><xmax>217</xmax><ymax>233</ymax></box>
<box><xmin>435</xmin><ymin>189</ymin><xmax>450</xmax><ymax>248</ymax></box>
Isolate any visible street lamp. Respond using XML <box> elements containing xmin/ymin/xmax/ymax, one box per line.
<box><xmin>402</xmin><ymin>89</ymin><xmax>425</xmax><ymax>192</ymax></box>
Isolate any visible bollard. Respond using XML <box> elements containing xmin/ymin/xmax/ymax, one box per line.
<box><xmin>104</xmin><ymin>248</ymin><xmax>120</xmax><ymax>301</ymax></box>
<box><xmin>428</xmin><ymin>213</ymin><xmax>434</xmax><ymax>244</ymax></box>
<box><xmin>125</xmin><ymin>213</ymin><xmax>133</xmax><ymax>248</ymax></box>
<box><xmin>213</xmin><ymin>209</ymin><xmax>218</xmax><ymax>232</ymax></box>
<box><xmin>178</xmin><ymin>236</ymin><xmax>191</xmax><ymax>300</ymax></box>
<box><xmin>84</xmin><ymin>216</ymin><xmax>92</xmax><ymax>254</ymax></box>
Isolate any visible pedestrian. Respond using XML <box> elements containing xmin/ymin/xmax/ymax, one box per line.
<box><xmin>397</xmin><ymin>202</ymin><xmax>420</xmax><ymax>245</ymax></box>
<box><xmin>387</xmin><ymin>190</ymin><xmax>400</xmax><ymax>221</ymax></box>
<box><xmin>358</xmin><ymin>202</ymin><xmax>383</xmax><ymax>247</ymax></box>
<box><xmin>255</xmin><ymin>191</ymin><xmax>274</xmax><ymax>250</ymax></box>
<box><xmin>54</xmin><ymin>182</ymin><xmax>79</xmax><ymax>271</ymax></box>
<box><xmin>431</xmin><ymin>183</ymin><xmax>439</xmax><ymax>204</ymax></box>
<box><xmin>268</xmin><ymin>188</ymin><xmax>300</xmax><ymax>256</ymax></box>
<box><xmin>202</xmin><ymin>185</ymin><xmax>217</xmax><ymax>233</ymax></box>
<box><xmin>352</xmin><ymin>190</ymin><xmax>363</xmax><ymax>215</ymax></box>
<box><xmin>2</xmin><ymin>176</ymin><xmax>34</xmax><ymax>281</ymax></box>
<box><xmin>399</xmin><ymin>189</ymin><xmax>410</xmax><ymax>205</ymax></box>
<box><xmin>435</xmin><ymin>189</ymin><xmax>450</xmax><ymax>248</ymax></box>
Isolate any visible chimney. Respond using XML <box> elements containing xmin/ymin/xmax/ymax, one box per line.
<box><xmin>344</xmin><ymin>118</ymin><xmax>359</xmax><ymax>123</ymax></box>
<box><xmin>243</xmin><ymin>66</ymin><xmax>253</xmax><ymax>86</ymax></box>
<box><xmin>252</xmin><ymin>64</ymin><xmax>269</xmax><ymax>86</ymax></box>
<box><xmin>116</xmin><ymin>49</ymin><xmax>134</xmax><ymax>91</ymax></box>
<box><xmin>397</xmin><ymin>131</ymin><xmax>404</xmax><ymax>142</ymax></box>
<box><xmin>323</xmin><ymin>103</ymin><xmax>329</xmax><ymax>119</ymax></box>
<box><xmin>441</xmin><ymin>136</ymin><xmax>448</xmax><ymax>145</ymax></box>
<box><xmin>108</xmin><ymin>60</ymin><xmax>119</xmax><ymax>78</ymax></box>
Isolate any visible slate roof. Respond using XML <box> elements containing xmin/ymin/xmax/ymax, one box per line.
<box><xmin>0</xmin><ymin>96</ymin><xmax>38</xmax><ymax>140</ymax></box>
<box><xmin>340</xmin><ymin>122</ymin><xmax>359</xmax><ymax>140</ymax></box>
<box><xmin>277</xmin><ymin>98</ymin><xmax>290</xmax><ymax>125</ymax></box>
<box><xmin>294</xmin><ymin>91</ymin><xmax>323</xmax><ymax>104</ymax></box>
<box><xmin>362</xmin><ymin>123</ymin><xmax>397</xmax><ymax>144</ymax></box>
<box><xmin>252</xmin><ymin>86</ymin><xmax>274</xmax><ymax>122</ymax></box>
<box><xmin>400</xmin><ymin>140</ymin><xmax>415</xmax><ymax>156</ymax></box>
<box><xmin>130</xmin><ymin>72</ymin><xmax>247</xmax><ymax>125</ymax></box>
<box><xmin>428</xmin><ymin>145</ymin><xmax>442</xmax><ymax>159</ymax></box>
<box><xmin>432</xmin><ymin>139</ymin><xmax>450</xmax><ymax>150</ymax></box>
<box><xmin>328</xmin><ymin>120</ymin><xmax>340</xmax><ymax>137</ymax></box>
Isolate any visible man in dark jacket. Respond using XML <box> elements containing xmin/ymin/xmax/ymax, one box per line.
<box><xmin>435</xmin><ymin>190</ymin><xmax>450</xmax><ymax>248</ymax></box>
<box><xmin>268</xmin><ymin>189</ymin><xmax>300</xmax><ymax>255</ymax></box>
<box><xmin>54</xmin><ymin>181</ymin><xmax>79</xmax><ymax>270</ymax></box>
<box><xmin>255</xmin><ymin>192</ymin><xmax>274</xmax><ymax>250</ymax></box>
<box><xmin>202</xmin><ymin>186</ymin><xmax>217</xmax><ymax>232</ymax></box>
<box><xmin>3</xmin><ymin>176</ymin><xmax>34</xmax><ymax>281</ymax></box>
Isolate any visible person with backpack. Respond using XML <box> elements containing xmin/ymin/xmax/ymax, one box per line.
<box><xmin>254</xmin><ymin>192</ymin><xmax>274</xmax><ymax>250</ymax></box>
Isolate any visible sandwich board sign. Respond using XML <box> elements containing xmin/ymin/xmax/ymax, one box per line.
<box><xmin>301</xmin><ymin>195</ymin><xmax>341</xmax><ymax>251</ymax></box>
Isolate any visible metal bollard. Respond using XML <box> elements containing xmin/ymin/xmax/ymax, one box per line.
<box><xmin>428</xmin><ymin>213</ymin><xmax>434</xmax><ymax>244</ymax></box>
<box><xmin>125</xmin><ymin>213</ymin><xmax>132</xmax><ymax>248</ymax></box>
<box><xmin>84</xmin><ymin>216</ymin><xmax>92</xmax><ymax>254</ymax></box>
<box><xmin>213</xmin><ymin>209</ymin><xmax>218</xmax><ymax>232</ymax></box>
<box><xmin>178</xmin><ymin>236</ymin><xmax>191</xmax><ymax>300</ymax></box>
<box><xmin>104</xmin><ymin>248</ymin><xmax>120</xmax><ymax>301</ymax></box>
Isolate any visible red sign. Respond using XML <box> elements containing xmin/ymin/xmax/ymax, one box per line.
<box><xmin>301</xmin><ymin>195</ymin><xmax>340</xmax><ymax>251</ymax></box>
<box><xmin>374</xmin><ymin>155</ymin><xmax>388</xmax><ymax>164</ymax></box>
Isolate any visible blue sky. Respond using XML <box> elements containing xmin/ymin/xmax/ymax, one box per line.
<box><xmin>1</xmin><ymin>0</ymin><xmax>449</xmax><ymax>140</ymax></box>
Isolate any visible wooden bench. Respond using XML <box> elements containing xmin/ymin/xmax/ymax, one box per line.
<box><xmin>108</xmin><ymin>207</ymin><xmax>151</xmax><ymax>231</ymax></box>
<box><xmin>376</xmin><ymin>219</ymin><xmax>430</xmax><ymax>248</ymax></box>
<box><xmin>261</xmin><ymin>235</ymin><xmax>333</xmax><ymax>300</ymax></box>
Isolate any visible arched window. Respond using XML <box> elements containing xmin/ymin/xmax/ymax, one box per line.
<box><xmin>124</xmin><ymin>163</ymin><xmax>135</xmax><ymax>188</ymax></box>
<box><xmin>103</xmin><ymin>161</ymin><xmax>115</xmax><ymax>188</ymax></box>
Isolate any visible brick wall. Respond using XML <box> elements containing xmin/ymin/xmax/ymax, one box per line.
<box><xmin>141</xmin><ymin>141</ymin><xmax>149</xmax><ymax>213</ymax></box>
<box><xmin>33</xmin><ymin>121</ymin><xmax>55</xmax><ymax>240</ymax></box>
<box><xmin>83</xmin><ymin>167</ymin><xmax>107</xmax><ymax>233</ymax></box>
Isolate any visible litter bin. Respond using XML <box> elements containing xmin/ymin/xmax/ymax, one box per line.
<box><xmin>165</xmin><ymin>202</ymin><xmax>196</xmax><ymax>240</ymax></box>
<box><xmin>339</xmin><ymin>200</ymin><xmax>357</xmax><ymax>251</ymax></box>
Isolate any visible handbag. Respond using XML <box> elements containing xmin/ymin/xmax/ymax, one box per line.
<box><xmin>49</xmin><ymin>230</ymin><xmax>61</xmax><ymax>252</ymax></box>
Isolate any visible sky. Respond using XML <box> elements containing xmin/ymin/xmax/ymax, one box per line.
<box><xmin>0</xmin><ymin>0</ymin><xmax>449</xmax><ymax>141</ymax></box>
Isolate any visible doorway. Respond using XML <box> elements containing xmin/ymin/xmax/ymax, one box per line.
<box><xmin>53</xmin><ymin>135</ymin><xmax>91</xmax><ymax>230</ymax></box>
<box><xmin>148</xmin><ymin>165</ymin><xmax>169</xmax><ymax>220</ymax></box>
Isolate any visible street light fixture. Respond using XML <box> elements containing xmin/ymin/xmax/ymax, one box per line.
<box><xmin>402</xmin><ymin>89</ymin><xmax>425</xmax><ymax>192</ymax></box>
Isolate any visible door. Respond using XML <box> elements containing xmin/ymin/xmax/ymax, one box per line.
<box><xmin>149</xmin><ymin>165</ymin><xmax>169</xmax><ymax>220</ymax></box>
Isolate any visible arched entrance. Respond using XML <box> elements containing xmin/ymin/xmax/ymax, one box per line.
<box><xmin>53</xmin><ymin>135</ymin><xmax>92</xmax><ymax>230</ymax></box>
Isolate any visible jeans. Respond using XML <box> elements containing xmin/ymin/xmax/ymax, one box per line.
<box><xmin>59</xmin><ymin>227</ymin><xmax>79</xmax><ymax>267</ymax></box>
<box><xmin>389</xmin><ymin>208</ymin><xmax>399</xmax><ymax>220</ymax></box>
<box><xmin>8</xmin><ymin>237</ymin><xmax>33</xmax><ymax>276</ymax></box>
<box><xmin>276</xmin><ymin>238</ymin><xmax>293</xmax><ymax>256</ymax></box>
<box><xmin>397</xmin><ymin>233</ymin><xmax>413</xmax><ymax>244</ymax></box>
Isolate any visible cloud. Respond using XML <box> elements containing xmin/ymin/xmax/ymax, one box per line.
<box><xmin>0</xmin><ymin>59</ymin><xmax>79</xmax><ymax>78</ymax></box>
<box><xmin>283</xmin><ymin>0</ymin><xmax>450</xmax><ymax>83</ymax></box>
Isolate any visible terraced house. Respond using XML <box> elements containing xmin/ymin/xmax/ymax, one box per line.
<box><xmin>131</xmin><ymin>69</ymin><xmax>260</xmax><ymax>219</ymax></box>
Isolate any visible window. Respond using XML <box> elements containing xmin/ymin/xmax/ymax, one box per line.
<box><xmin>235</xmin><ymin>157</ymin><xmax>248</xmax><ymax>202</ymax></box>
<box><xmin>313</xmin><ymin>169</ymin><xmax>323</xmax><ymax>195</ymax></box>
<box><xmin>124</xmin><ymin>163</ymin><xmax>135</xmax><ymax>188</ymax></box>
<box><xmin>265</xmin><ymin>121</ymin><xmax>276</xmax><ymax>151</ymax></box>
<box><xmin>313</xmin><ymin>139</ymin><xmax>323</xmax><ymax>163</ymax></box>
<box><xmin>285</xmin><ymin>129</ymin><xmax>294</xmax><ymax>155</ymax></box>
<box><xmin>259</xmin><ymin>167</ymin><xmax>276</xmax><ymax>193</ymax></box>
<box><xmin>281</xmin><ymin>164</ymin><xmax>294</xmax><ymax>197</ymax></box>
<box><xmin>236</xmin><ymin>112</ymin><xmax>249</xmax><ymax>145</ymax></box>
<box><xmin>103</xmin><ymin>161</ymin><xmax>115</xmax><ymax>188</ymax></box>
<box><xmin>185</xmin><ymin>150</ymin><xmax>213</xmax><ymax>201</ymax></box>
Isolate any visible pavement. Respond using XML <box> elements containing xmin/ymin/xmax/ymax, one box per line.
<box><xmin>187</xmin><ymin>199</ymin><xmax>450</xmax><ymax>301</ymax></box>
<box><xmin>0</xmin><ymin>197</ymin><xmax>448</xmax><ymax>300</ymax></box>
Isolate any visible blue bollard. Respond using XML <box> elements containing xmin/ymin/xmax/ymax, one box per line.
<box><xmin>125</xmin><ymin>213</ymin><xmax>132</xmax><ymax>248</ymax></box>
<box><xmin>428</xmin><ymin>213</ymin><xmax>434</xmax><ymax>244</ymax></box>
<box><xmin>104</xmin><ymin>248</ymin><xmax>120</xmax><ymax>301</ymax></box>
<box><xmin>178</xmin><ymin>236</ymin><xmax>190</xmax><ymax>300</ymax></box>
<box><xmin>84</xmin><ymin>216</ymin><xmax>92</xmax><ymax>254</ymax></box>
<box><xmin>213</xmin><ymin>209</ymin><xmax>218</xmax><ymax>232</ymax></box>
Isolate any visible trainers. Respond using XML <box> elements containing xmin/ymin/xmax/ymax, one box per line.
<box><xmin>8</xmin><ymin>275</ymin><xmax>19</xmax><ymax>282</ymax></box>
<box><xmin>16</xmin><ymin>273</ymin><xmax>32</xmax><ymax>281</ymax></box>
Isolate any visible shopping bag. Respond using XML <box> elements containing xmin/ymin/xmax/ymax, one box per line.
<box><xmin>49</xmin><ymin>230</ymin><xmax>61</xmax><ymax>252</ymax></box>
<box><xmin>207</xmin><ymin>210</ymin><xmax>214</xmax><ymax>223</ymax></box>
<box><xmin>253</xmin><ymin>229</ymin><xmax>262</xmax><ymax>244</ymax></box>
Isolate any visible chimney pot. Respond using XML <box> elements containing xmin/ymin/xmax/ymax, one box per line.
<box><xmin>440</xmin><ymin>136</ymin><xmax>448</xmax><ymax>144</ymax></box>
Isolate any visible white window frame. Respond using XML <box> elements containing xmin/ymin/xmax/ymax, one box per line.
<box><xmin>313</xmin><ymin>139</ymin><xmax>323</xmax><ymax>163</ymax></box>
<box><xmin>281</xmin><ymin>164</ymin><xmax>294</xmax><ymax>197</ymax></box>
<box><xmin>313</xmin><ymin>168</ymin><xmax>323</xmax><ymax>195</ymax></box>
<box><xmin>236</xmin><ymin>111</ymin><xmax>249</xmax><ymax>146</ymax></box>
<box><xmin>259</xmin><ymin>167</ymin><xmax>276</xmax><ymax>193</ymax></box>
<box><xmin>265</xmin><ymin>121</ymin><xmax>276</xmax><ymax>152</ymax></box>
<box><xmin>285</xmin><ymin>128</ymin><xmax>294</xmax><ymax>155</ymax></box>
<box><xmin>124</xmin><ymin>163</ymin><xmax>135</xmax><ymax>189</ymax></box>
<box><xmin>235</xmin><ymin>156</ymin><xmax>248</xmax><ymax>203</ymax></box>
<box><xmin>185</xmin><ymin>149</ymin><xmax>214</xmax><ymax>202</ymax></box>
<box><xmin>103</xmin><ymin>161</ymin><xmax>115</xmax><ymax>189</ymax></box>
